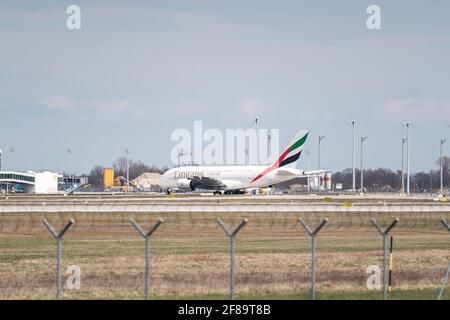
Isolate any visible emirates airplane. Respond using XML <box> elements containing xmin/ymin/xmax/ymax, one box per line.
<box><xmin>159</xmin><ymin>130</ymin><xmax>326</xmax><ymax>194</ymax></box>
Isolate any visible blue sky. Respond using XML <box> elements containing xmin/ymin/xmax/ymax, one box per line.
<box><xmin>0</xmin><ymin>1</ymin><xmax>449</xmax><ymax>174</ymax></box>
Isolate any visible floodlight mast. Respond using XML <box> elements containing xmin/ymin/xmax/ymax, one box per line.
<box><xmin>66</xmin><ymin>148</ymin><xmax>72</xmax><ymax>190</ymax></box>
<box><xmin>254</xmin><ymin>117</ymin><xmax>259</xmax><ymax>166</ymax></box>
<box><xmin>9</xmin><ymin>147</ymin><xmax>15</xmax><ymax>171</ymax></box>
<box><xmin>401</xmin><ymin>138</ymin><xmax>407</xmax><ymax>194</ymax></box>
<box><xmin>317</xmin><ymin>136</ymin><xmax>325</xmax><ymax>191</ymax></box>
<box><xmin>305</xmin><ymin>149</ymin><xmax>310</xmax><ymax>192</ymax></box>
<box><xmin>318</xmin><ymin>136</ymin><xmax>325</xmax><ymax>170</ymax></box>
<box><xmin>440</xmin><ymin>139</ymin><xmax>447</xmax><ymax>195</ymax></box>
<box><xmin>402</xmin><ymin>121</ymin><xmax>411</xmax><ymax>195</ymax></box>
<box><xmin>347</xmin><ymin>120</ymin><xmax>356</xmax><ymax>192</ymax></box>
<box><xmin>360</xmin><ymin>136</ymin><xmax>368</xmax><ymax>192</ymax></box>
<box><xmin>125</xmin><ymin>148</ymin><xmax>130</xmax><ymax>192</ymax></box>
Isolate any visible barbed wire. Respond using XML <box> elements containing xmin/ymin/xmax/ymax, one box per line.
<box><xmin>0</xmin><ymin>211</ymin><xmax>449</xmax><ymax>236</ymax></box>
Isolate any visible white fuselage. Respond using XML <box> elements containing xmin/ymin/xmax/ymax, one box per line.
<box><xmin>159</xmin><ymin>165</ymin><xmax>303</xmax><ymax>191</ymax></box>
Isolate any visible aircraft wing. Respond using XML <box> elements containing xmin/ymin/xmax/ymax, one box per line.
<box><xmin>302</xmin><ymin>170</ymin><xmax>330</xmax><ymax>176</ymax></box>
<box><xmin>188</xmin><ymin>176</ymin><xmax>244</xmax><ymax>190</ymax></box>
<box><xmin>275</xmin><ymin>168</ymin><xmax>330</xmax><ymax>177</ymax></box>
<box><xmin>189</xmin><ymin>176</ymin><xmax>227</xmax><ymax>190</ymax></box>
<box><xmin>275</xmin><ymin>168</ymin><xmax>304</xmax><ymax>176</ymax></box>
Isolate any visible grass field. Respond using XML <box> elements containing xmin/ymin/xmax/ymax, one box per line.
<box><xmin>1</xmin><ymin>208</ymin><xmax>450</xmax><ymax>300</ymax></box>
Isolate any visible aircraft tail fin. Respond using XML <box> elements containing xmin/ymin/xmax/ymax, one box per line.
<box><xmin>272</xmin><ymin>130</ymin><xmax>308</xmax><ymax>169</ymax></box>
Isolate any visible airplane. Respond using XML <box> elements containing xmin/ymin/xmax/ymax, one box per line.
<box><xmin>159</xmin><ymin>130</ymin><xmax>328</xmax><ymax>195</ymax></box>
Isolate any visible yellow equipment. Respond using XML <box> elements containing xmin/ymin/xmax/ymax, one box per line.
<box><xmin>103</xmin><ymin>168</ymin><xmax>115</xmax><ymax>188</ymax></box>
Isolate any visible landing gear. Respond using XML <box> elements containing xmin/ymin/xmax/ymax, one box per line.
<box><xmin>224</xmin><ymin>190</ymin><xmax>245</xmax><ymax>195</ymax></box>
<box><xmin>213</xmin><ymin>190</ymin><xmax>223</xmax><ymax>196</ymax></box>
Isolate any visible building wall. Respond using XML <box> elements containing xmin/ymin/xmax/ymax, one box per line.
<box><xmin>34</xmin><ymin>172</ymin><xmax>59</xmax><ymax>194</ymax></box>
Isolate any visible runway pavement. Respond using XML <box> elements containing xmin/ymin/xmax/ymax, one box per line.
<box><xmin>0</xmin><ymin>193</ymin><xmax>449</xmax><ymax>213</ymax></box>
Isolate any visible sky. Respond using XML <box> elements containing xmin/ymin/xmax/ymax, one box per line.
<box><xmin>0</xmin><ymin>0</ymin><xmax>449</xmax><ymax>174</ymax></box>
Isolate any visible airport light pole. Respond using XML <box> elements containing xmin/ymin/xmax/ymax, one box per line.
<box><xmin>125</xmin><ymin>148</ymin><xmax>130</xmax><ymax>192</ymax></box>
<box><xmin>255</xmin><ymin>117</ymin><xmax>259</xmax><ymax>165</ymax></box>
<box><xmin>347</xmin><ymin>120</ymin><xmax>356</xmax><ymax>192</ymax></box>
<box><xmin>305</xmin><ymin>150</ymin><xmax>310</xmax><ymax>192</ymax></box>
<box><xmin>360</xmin><ymin>136</ymin><xmax>368</xmax><ymax>192</ymax></box>
<box><xmin>244</xmin><ymin>147</ymin><xmax>249</xmax><ymax>165</ymax></box>
<box><xmin>440</xmin><ymin>139</ymin><xmax>447</xmax><ymax>195</ymax></box>
<box><xmin>318</xmin><ymin>136</ymin><xmax>325</xmax><ymax>191</ymax></box>
<box><xmin>401</xmin><ymin>138</ymin><xmax>407</xmax><ymax>194</ymax></box>
<box><xmin>318</xmin><ymin>136</ymin><xmax>325</xmax><ymax>170</ymax></box>
<box><xmin>9</xmin><ymin>147</ymin><xmax>15</xmax><ymax>171</ymax></box>
<box><xmin>66</xmin><ymin>148</ymin><xmax>72</xmax><ymax>190</ymax></box>
<box><xmin>0</xmin><ymin>150</ymin><xmax>6</xmax><ymax>193</ymax></box>
<box><xmin>402</xmin><ymin>121</ymin><xmax>411</xmax><ymax>195</ymax></box>
<box><xmin>430</xmin><ymin>170</ymin><xmax>433</xmax><ymax>196</ymax></box>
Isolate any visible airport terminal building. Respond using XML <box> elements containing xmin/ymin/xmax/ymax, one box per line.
<box><xmin>0</xmin><ymin>171</ymin><xmax>61</xmax><ymax>194</ymax></box>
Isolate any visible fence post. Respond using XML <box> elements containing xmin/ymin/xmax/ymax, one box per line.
<box><xmin>441</xmin><ymin>219</ymin><xmax>450</xmax><ymax>233</ymax></box>
<box><xmin>42</xmin><ymin>218</ymin><xmax>75</xmax><ymax>300</ymax></box>
<box><xmin>298</xmin><ymin>218</ymin><xmax>328</xmax><ymax>300</ymax></box>
<box><xmin>130</xmin><ymin>218</ymin><xmax>163</xmax><ymax>300</ymax></box>
<box><xmin>217</xmin><ymin>218</ymin><xmax>247</xmax><ymax>300</ymax></box>
<box><xmin>388</xmin><ymin>236</ymin><xmax>394</xmax><ymax>292</ymax></box>
<box><xmin>370</xmin><ymin>218</ymin><xmax>399</xmax><ymax>300</ymax></box>
<box><xmin>438</xmin><ymin>220</ymin><xmax>450</xmax><ymax>300</ymax></box>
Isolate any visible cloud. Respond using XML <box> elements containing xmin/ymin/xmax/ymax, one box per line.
<box><xmin>161</xmin><ymin>98</ymin><xmax>267</xmax><ymax>120</ymax></box>
<box><xmin>86</xmin><ymin>98</ymin><xmax>129</xmax><ymax>118</ymax></box>
<box><xmin>37</xmin><ymin>95</ymin><xmax>76</xmax><ymax>111</ymax></box>
<box><xmin>374</xmin><ymin>98</ymin><xmax>450</xmax><ymax>122</ymax></box>
<box><xmin>37</xmin><ymin>95</ymin><xmax>130</xmax><ymax>119</ymax></box>
<box><xmin>170</xmin><ymin>100</ymin><xmax>210</xmax><ymax>117</ymax></box>
<box><xmin>238</xmin><ymin>98</ymin><xmax>265</xmax><ymax>117</ymax></box>
<box><xmin>221</xmin><ymin>98</ymin><xmax>267</xmax><ymax>123</ymax></box>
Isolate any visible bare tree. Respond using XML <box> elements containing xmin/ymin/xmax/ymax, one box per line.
<box><xmin>113</xmin><ymin>157</ymin><xmax>164</xmax><ymax>181</ymax></box>
<box><xmin>88</xmin><ymin>165</ymin><xmax>104</xmax><ymax>187</ymax></box>
<box><xmin>436</xmin><ymin>156</ymin><xmax>450</xmax><ymax>188</ymax></box>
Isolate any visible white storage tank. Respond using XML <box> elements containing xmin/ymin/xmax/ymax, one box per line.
<box><xmin>324</xmin><ymin>172</ymin><xmax>332</xmax><ymax>190</ymax></box>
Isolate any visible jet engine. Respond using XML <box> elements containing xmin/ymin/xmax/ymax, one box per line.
<box><xmin>177</xmin><ymin>178</ymin><xmax>194</xmax><ymax>190</ymax></box>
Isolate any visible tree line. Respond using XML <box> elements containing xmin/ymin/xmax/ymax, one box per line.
<box><xmin>332</xmin><ymin>156</ymin><xmax>449</xmax><ymax>192</ymax></box>
<box><xmin>86</xmin><ymin>157</ymin><xmax>168</xmax><ymax>188</ymax></box>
